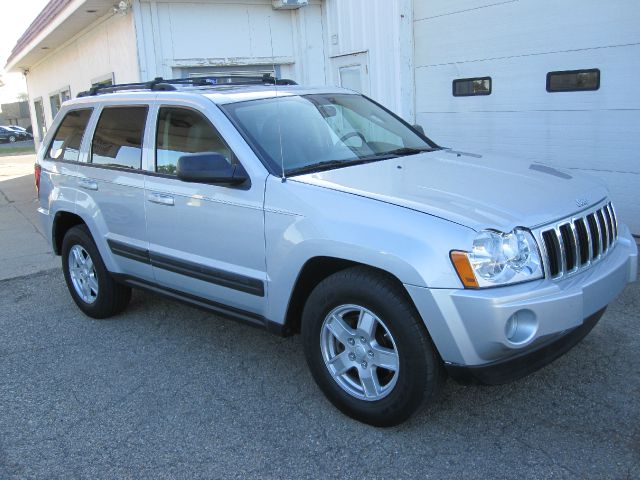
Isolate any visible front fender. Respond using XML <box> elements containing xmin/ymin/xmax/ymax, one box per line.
<box><xmin>264</xmin><ymin>176</ymin><xmax>475</xmax><ymax>323</ymax></box>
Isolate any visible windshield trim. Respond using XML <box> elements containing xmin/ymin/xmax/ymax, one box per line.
<box><xmin>219</xmin><ymin>93</ymin><xmax>441</xmax><ymax>177</ymax></box>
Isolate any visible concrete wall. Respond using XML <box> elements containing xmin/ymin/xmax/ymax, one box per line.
<box><xmin>0</xmin><ymin>101</ymin><xmax>31</xmax><ymax>129</ymax></box>
<box><xmin>412</xmin><ymin>0</ymin><xmax>640</xmax><ymax>233</ymax></box>
<box><xmin>25</xmin><ymin>12</ymin><xmax>139</xmax><ymax>144</ymax></box>
<box><xmin>133</xmin><ymin>0</ymin><xmax>326</xmax><ymax>85</ymax></box>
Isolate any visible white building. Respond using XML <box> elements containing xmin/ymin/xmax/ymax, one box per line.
<box><xmin>6</xmin><ymin>0</ymin><xmax>639</xmax><ymax>234</ymax></box>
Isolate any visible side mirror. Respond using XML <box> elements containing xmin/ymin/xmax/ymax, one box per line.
<box><xmin>412</xmin><ymin>124</ymin><xmax>425</xmax><ymax>135</ymax></box>
<box><xmin>177</xmin><ymin>153</ymin><xmax>248</xmax><ymax>186</ymax></box>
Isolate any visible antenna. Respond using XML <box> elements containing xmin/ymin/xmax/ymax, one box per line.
<box><xmin>268</xmin><ymin>17</ymin><xmax>286</xmax><ymax>182</ymax></box>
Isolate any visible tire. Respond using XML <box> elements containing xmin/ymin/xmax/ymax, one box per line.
<box><xmin>61</xmin><ymin>225</ymin><xmax>131</xmax><ymax>319</ymax></box>
<box><xmin>8</xmin><ymin>135</ymin><xmax>16</xmax><ymax>143</ymax></box>
<box><xmin>301</xmin><ymin>266</ymin><xmax>445</xmax><ymax>427</ymax></box>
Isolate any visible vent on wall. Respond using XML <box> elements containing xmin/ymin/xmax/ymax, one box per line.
<box><xmin>272</xmin><ymin>0</ymin><xmax>308</xmax><ymax>9</ymax></box>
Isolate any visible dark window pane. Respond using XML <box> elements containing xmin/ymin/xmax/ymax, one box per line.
<box><xmin>50</xmin><ymin>95</ymin><xmax>61</xmax><ymax>118</ymax></box>
<box><xmin>91</xmin><ymin>107</ymin><xmax>147</xmax><ymax>169</ymax></box>
<box><xmin>47</xmin><ymin>109</ymin><xmax>93</xmax><ymax>162</ymax></box>
<box><xmin>156</xmin><ymin>107</ymin><xmax>232</xmax><ymax>175</ymax></box>
<box><xmin>453</xmin><ymin>77</ymin><xmax>491</xmax><ymax>96</ymax></box>
<box><xmin>547</xmin><ymin>69</ymin><xmax>600</xmax><ymax>92</ymax></box>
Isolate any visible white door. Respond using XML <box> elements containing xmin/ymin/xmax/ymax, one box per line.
<box><xmin>331</xmin><ymin>52</ymin><xmax>370</xmax><ymax>95</ymax></box>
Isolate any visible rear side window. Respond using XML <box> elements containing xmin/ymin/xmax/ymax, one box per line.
<box><xmin>91</xmin><ymin>106</ymin><xmax>148</xmax><ymax>169</ymax></box>
<box><xmin>156</xmin><ymin>107</ymin><xmax>233</xmax><ymax>175</ymax></box>
<box><xmin>46</xmin><ymin>109</ymin><xmax>93</xmax><ymax>162</ymax></box>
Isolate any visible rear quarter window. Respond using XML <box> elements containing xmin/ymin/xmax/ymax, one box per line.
<box><xmin>46</xmin><ymin>109</ymin><xmax>93</xmax><ymax>162</ymax></box>
<box><xmin>91</xmin><ymin>106</ymin><xmax>148</xmax><ymax>169</ymax></box>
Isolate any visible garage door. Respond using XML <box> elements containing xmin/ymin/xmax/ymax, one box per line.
<box><xmin>413</xmin><ymin>0</ymin><xmax>640</xmax><ymax>235</ymax></box>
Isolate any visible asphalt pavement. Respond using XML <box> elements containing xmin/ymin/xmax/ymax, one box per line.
<box><xmin>0</xmin><ymin>154</ymin><xmax>638</xmax><ymax>479</ymax></box>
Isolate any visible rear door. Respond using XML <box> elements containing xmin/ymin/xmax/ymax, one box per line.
<box><xmin>76</xmin><ymin>103</ymin><xmax>153</xmax><ymax>281</ymax></box>
<box><xmin>143</xmin><ymin>100</ymin><xmax>267</xmax><ymax>316</ymax></box>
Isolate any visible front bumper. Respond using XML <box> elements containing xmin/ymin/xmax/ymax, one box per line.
<box><xmin>406</xmin><ymin>224</ymin><xmax>637</xmax><ymax>382</ymax></box>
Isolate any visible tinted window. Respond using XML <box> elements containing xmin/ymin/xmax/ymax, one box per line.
<box><xmin>453</xmin><ymin>77</ymin><xmax>491</xmax><ymax>96</ymax></box>
<box><xmin>547</xmin><ymin>69</ymin><xmax>600</xmax><ymax>92</ymax></box>
<box><xmin>47</xmin><ymin>109</ymin><xmax>93</xmax><ymax>162</ymax></box>
<box><xmin>91</xmin><ymin>107</ymin><xmax>147</xmax><ymax>169</ymax></box>
<box><xmin>156</xmin><ymin>107</ymin><xmax>233</xmax><ymax>175</ymax></box>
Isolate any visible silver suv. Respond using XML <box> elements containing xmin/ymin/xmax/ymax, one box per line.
<box><xmin>36</xmin><ymin>76</ymin><xmax>638</xmax><ymax>426</ymax></box>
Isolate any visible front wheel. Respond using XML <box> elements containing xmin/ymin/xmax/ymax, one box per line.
<box><xmin>301</xmin><ymin>266</ymin><xmax>445</xmax><ymax>427</ymax></box>
<box><xmin>61</xmin><ymin>225</ymin><xmax>131</xmax><ymax>318</ymax></box>
<box><xmin>8</xmin><ymin>135</ymin><xmax>16</xmax><ymax>143</ymax></box>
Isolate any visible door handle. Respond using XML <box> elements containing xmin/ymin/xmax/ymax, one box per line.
<box><xmin>147</xmin><ymin>193</ymin><xmax>175</xmax><ymax>206</ymax></box>
<box><xmin>78</xmin><ymin>179</ymin><xmax>98</xmax><ymax>191</ymax></box>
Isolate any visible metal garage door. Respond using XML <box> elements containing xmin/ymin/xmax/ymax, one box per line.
<box><xmin>413</xmin><ymin>0</ymin><xmax>640</xmax><ymax>235</ymax></box>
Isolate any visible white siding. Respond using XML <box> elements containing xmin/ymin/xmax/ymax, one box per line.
<box><xmin>25</xmin><ymin>13</ymin><xmax>139</xmax><ymax>144</ymax></box>
<box><xmin>413</xmin><ymin>0</ymin><xmax>640</xmax><ymax>233</ymax></box>
<box><xmin>134</xmin><ymin>0</ymin><xmax>326</xmax><ymax>85</ymax></box>
<box><xmin>324</xmin><ymin>0</ymin><xmax>414</xmax><ymax>120</ymax></box>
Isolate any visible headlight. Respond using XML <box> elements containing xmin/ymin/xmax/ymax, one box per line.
<box><xmin>451</xmin><ymin>228</ymin><xmax>543</xmax><ymax>288</ymax></box>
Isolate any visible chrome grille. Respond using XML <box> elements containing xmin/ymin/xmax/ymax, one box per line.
<box><xmin>538</xmin><ymin>202</ymin><xmax>618</xmax><ymax>279</ymax></box>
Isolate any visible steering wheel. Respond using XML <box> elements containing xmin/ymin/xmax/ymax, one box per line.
<box><xmin>339</xmin><ymin>131</ymin><xmax>367</xmax><ymax>145</ymax></box>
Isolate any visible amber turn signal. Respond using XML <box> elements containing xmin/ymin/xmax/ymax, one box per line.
<box><xmin>450</xmin><ymin>251</ymin><xmax>479</xmax><ymax>288</ymax></box>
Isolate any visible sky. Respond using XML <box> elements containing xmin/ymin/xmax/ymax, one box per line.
<box><xmin>0</xmin><ymin>0</ymin><xmax>50</xmax><ymax>104</ymax></box>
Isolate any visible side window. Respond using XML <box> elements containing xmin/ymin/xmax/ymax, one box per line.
<box><xmin>91</xmin><ymin>106</ymin><xmax>148</xmax><ymax>169</ymax></box>
<box><xmin>156</xmin><ymin>107</ymin><xmax>233</xmax><ymax>175</ymax></box>
<box><xmin>46</xmin><ymin>109</ymin><xmax>93</xmax><ymax>162</ymax></box>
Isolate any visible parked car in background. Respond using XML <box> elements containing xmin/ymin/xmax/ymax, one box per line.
<box><xmin>35</xmin><ymin>76</ymin><xmax>638</xmax><ymax>426</ymax></box>
<box><xmin>6</xmin><ymin>126</ymin><xmax>33</xmax><ymax>139</ymax></box>
<box><xmin>0</xmin><ymin>126</ymin><xmax>19</xmax><ymax>143</ymax></box>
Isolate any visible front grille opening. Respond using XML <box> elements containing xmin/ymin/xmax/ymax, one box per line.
<box><xmin>542</xmin><ymin>230</ymin><xmax>561</xmax><ymax>277</ymax></box>
<box><xmin>575</xmin><ymin>218</ymin><xmax>590</xmax><ymax>264</ymax></box>
<box><xmin>609</xmin><ymin>204</ymin><xmax>618</xmax><ymax>238</ymax></box>
<box><xmin>596</xmin><ymin>210</ymin><xmax>609</xmax><ymax>252</ymax></box>
<box><xmin>603</xmin><ymin>207</ymin><xmax>614</xmax><ymax>245</ymax></box>
<box><xmin>587</xmin><ymin>214</ymin><xmax>600</xmax><ymax>257</ymax></box>
<box><xmin>559</xmin><ymin>224</ymin><xmax>577</xmax><ymax>270</ymax></box>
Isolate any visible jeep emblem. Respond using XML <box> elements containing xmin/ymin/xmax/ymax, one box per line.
<box><xmin>576</xmin><ymin>198</ymin><xmax>588</xmax><ymax>208</ymax></box>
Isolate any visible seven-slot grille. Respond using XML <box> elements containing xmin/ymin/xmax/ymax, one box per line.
<box><xmin>539</xmin><ymin>202</ymin><xmax>618</xmax><ymax>278</ymax></box>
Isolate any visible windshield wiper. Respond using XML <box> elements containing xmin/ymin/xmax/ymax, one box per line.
<box><xmin>286</xmin><ymin>159</ymin><xmax>365</xmax><ymax>177</ymax></box>
<box><xmin>382</xmin><ymin>147</ymin><xmax>436</xmax><ymax>156</ymax></box>
<box><xmin>285</xmin><ymin>147</ymin><xmax>437</xmax><ymax>177</ymax></box>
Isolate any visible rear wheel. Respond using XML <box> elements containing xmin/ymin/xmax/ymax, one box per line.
<box><xmin>8</xmin><ymin>135</ymin><xmax>16</xmax><ymax>143</ymax></box>
<box><xmin>61</xmin><ymin>225</ymin><xmax>131</xmax><ymax>318</ymax></box>
<box><xmin>302</xmin><ymin>266</ymin><xmax>445</xmax><ymax>427</ymax></box>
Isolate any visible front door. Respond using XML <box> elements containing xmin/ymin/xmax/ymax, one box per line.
<box><xmin>144</xmin><ymin>104</ymin><xmax>267</xmax><ymax>315</ymax></box>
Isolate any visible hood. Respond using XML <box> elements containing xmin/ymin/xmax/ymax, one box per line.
<box><xmin>290</xmin><ymin>150</ymin><xmax>608</xmax><ymax>232</ymax></box>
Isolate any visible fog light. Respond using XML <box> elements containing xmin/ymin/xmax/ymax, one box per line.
<box><xmin>504</xmin><ymin>310</ymin><xmax>538</xmax><ymax>345</ymax></box>
<box><xmin>505</xmin><ymin>314</ymin><xmax>518</xmax><ymax>340</ymax></box>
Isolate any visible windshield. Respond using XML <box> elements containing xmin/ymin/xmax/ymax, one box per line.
<box><xmin>221</xmin><ymin>93</ymin><xmax>437</xmax><ymax>176</ymax></box>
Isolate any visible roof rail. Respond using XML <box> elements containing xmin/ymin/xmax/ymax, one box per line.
<box><xmin>77</xmin><ymin>74</ymin><xmax>297</xmax><ymax>97</ymax></box>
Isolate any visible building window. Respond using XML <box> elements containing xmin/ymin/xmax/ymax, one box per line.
<box><xmin>33</xmin><ymin>98</ymin><xmax>46</xmax><ymax>139</ymax></box>
<box><xmin>452</xmin><ymin>77</ymin><xmax>491</xmax><ymax>97</ymax></box>
<box><xmin>91</xmin><ymin>73</ymin><xmax>114</xmax><ymax>88</ymax></box>
<box><xmin>546</xmin><ymin>69</ymin><xmax>600</xmax><ymax>92</ymax></box>
<box><xmin>49</xmin><ymin>87</ymin><xmax>71</xmax><ymax>118</ymax></box>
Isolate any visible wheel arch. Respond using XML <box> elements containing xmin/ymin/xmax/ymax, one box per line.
<box><xmin>52</xmin><ymin>211</ymin><xmax>86</xmax><ymax>255</ymax></box>
<box><xmin>283</xmin><ymin>256</ymin><xmax>416</xmax><ymax>335</ymax></box>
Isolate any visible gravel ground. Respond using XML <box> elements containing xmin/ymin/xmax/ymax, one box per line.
<box><xmin>0</xmin><ymin>268</ymin><xmax>638</xmax><ymax>480</ymax></box>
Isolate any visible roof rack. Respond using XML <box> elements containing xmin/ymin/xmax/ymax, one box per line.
<box><xmin>77</xmin><ymin>74</ymin><xmax>297</xmax><ymax>97</ymax></box>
